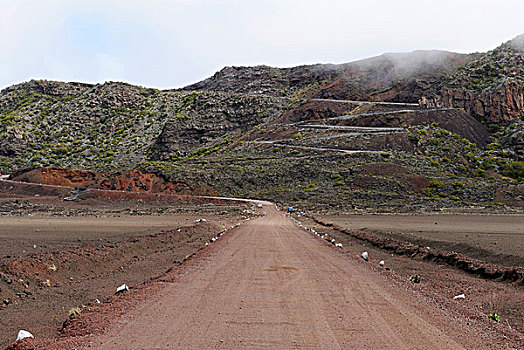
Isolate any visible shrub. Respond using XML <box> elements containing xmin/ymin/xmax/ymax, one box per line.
<box><xmin>500</xmin><ymin>161</ymin><xmax>524</xmax><ymax>181</ymax></box>
<box><xmin>474</xmin><ymin>168</ymin><xmax>486</xmax><ymax>178</ymax></box>
<box><xmin>408</xmin><ymin>133</ymin><xmax>420</xmax><ymax>143</ymax></box>
<box><xmin>68</xmin><ymin>307</ymin><xmax>82</xmax><ymax>316</ymax></box>
<box><xmin>451</xmin><ymin>181</ymin><xmax>465</xmax><ymax>188</ymax></box>
<box><xmin>429</xmin><ymin>159</ymin><xmax>440</xmax><ymax>167</ymax></box>
<box><xmin>428</xmin><ymin>178</ymin><xmax>444</xmax><ymax>188</ymax></box>
<box><xmin>426</xmin><ymin>138</ymin><xmax>441</xmax><ymax>146</ymax></box>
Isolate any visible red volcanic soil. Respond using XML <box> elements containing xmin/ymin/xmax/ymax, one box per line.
<box><xmin>9</xmin><ymin>167</ymin><xmax>217</xmax><ymax>196</ymax></box>
<box><xmin>0</xmin><ymin>184</ymin><xmax>252</xmax><ymax>348</ymax></box>
<box><xmin>5</xmin><ymin>208</ymin><xmax>523</xmax><ymax>349</ymax></box>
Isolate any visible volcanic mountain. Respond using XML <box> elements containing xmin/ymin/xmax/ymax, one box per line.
<box><xmin>1</xmin><ymin>35</ymin><xmax>523</xmax><ymax>210</ymax></box>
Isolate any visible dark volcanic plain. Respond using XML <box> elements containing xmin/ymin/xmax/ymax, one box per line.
<box><xmin>0</xmin><ymin>187</ymin><xmax>252</xmax><ymax>348</ymax></box>
<box><xmin>320</xmin><ymin>214</ymin><xmax>524</xmax><ymax>267</ymax></box>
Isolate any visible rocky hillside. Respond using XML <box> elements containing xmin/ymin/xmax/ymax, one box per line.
<box><xmin>420</xmin><ymin>35</ymin><xmax>524</xmax><ymax>125</ymax></box>
<box><xmin>183</xmin><ymin>50</ymin><xmax>474</xmax><ymax>101</ymax></box>
<box><xmin>182</xmin><ymin>64</ymin><xmax>343</xmax><ymax>98</ymax></box>
<box><xmin>185</xmin><ymin>37</ymin><xmax>524</xmax><ymax>161</ymax></box>
<box><xmin>1</xmin><ymin>37</ymin><xmax>524</xmax><ymax>211</ymax></box>
<box><xmin>0</xmin><ymin>80</ymin><xmax>288</xmax><ymax>171</ymax></box>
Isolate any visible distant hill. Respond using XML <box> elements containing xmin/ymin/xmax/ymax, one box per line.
<box><xmin>0</xmin><ymin>80</ymin><xmax>288</xmax><ymax>171</ymax></box>
<box><xmin>1</xmin><ymin>37</ymin><xmax>523</xmax><ymax>210</ymax></box>
<box><xmin>183</xmin><ymin>50</ymin><xmax>475</xmax><ymax>102</ymax></box>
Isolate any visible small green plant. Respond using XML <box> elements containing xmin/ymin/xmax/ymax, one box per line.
<box><xmin>428</xmin><ymin>178</ymin><xmax>444</xmax><ymax>188</ymax></box>
<box><xmin>500</xmin><ymin>161</ymin><xmax>524</xmax><ymax>181</ymax></box>
<box><xmin>486</xmin><ymin>202</ymin><xmax>504</xmax><ymax>206</ymax></box>
<box><xmin>429</xmin><ymin>159</ymin><xmax>440</xmax><ymax>167</ymax></box>
<box><xmin>488</xmin><ymin>313</ymin><xmax>500</xmax><ymax>322</ymax></box>
<box><xmin>68</xmin><ymin>307</ymin><xmax>82</xmax><ymax>317</ymax></box>
<box><xmin>408</xmin><ymin>133</ymin><xmax>420</xmax><ymax>143</ymax></box>
<box><xmin>474</xmin><ymin>168</ymin><xmax>486</xmax><ymax>179</ymax></box>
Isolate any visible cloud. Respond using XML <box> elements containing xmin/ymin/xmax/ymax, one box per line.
<box><xmin>0</xmin><ymin>0</ymin><xmax>523</xmax><ymax>89</ymax></box>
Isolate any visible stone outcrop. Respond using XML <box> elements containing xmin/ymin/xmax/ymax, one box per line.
<box><xmin>420</xmin><ymin>82</ymin><xmax>524</xmax><ymax>125</ymax></box>
<box><xmin>182</xmin><ymin>51</ymin><xmax>473</xmax><ymax>101</ymax></box>
<box><xmin>419</xmin><ymin>35</ymin><xmax>524</xmax><ymax>126</ymax></box>
<box><xmin>500</xmin><ymin>121</ymin><xmax>524</xmax><ymax>160</ymax></box>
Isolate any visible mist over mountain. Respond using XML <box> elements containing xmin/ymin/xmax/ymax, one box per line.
<box><xmin>182</xmin><ymin>50</ymin><xmax>475</xmax><ymax>102</ymax></box>
<box><xmin>1</xmin><ymin>35</ymin><xmax>523</xmax><ymax>210</ymax></box>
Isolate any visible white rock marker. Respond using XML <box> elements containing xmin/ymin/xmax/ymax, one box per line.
<box><xmin>116</xmin><ymin>284</ymin><xmax>129</xmax><ymax>294</ymax></box>
<box><xmin>379</xmin><ymin>260</ymin><xmax>385</xmax><ymax>267</ymax></box>
<box><xmin>453</xmin><ymin>294</ymin><xmax>466</xmax><ymax>300</ymax></box>
<box><xmin>16</xmin><ymin>330</ymin><xmax>34</xmax><ymax>342</ymax></box>
<box><xmin>361</xmin><ymin>252</ymin><xmax>369</xmax><ymax>261</ymax></box>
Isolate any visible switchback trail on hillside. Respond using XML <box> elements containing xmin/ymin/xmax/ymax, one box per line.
<box><xmin>80</xmin><ymin>206</ymin><xmax>491</xmax><ymax>350</ymax></box>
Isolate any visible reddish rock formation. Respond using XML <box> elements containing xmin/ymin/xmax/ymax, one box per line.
<box><xmin>420</xmin><ymin>82</ymin><xmax>524</xmax><ymax>125</ymax></box>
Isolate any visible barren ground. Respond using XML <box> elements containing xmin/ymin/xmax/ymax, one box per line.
<box><xmin>0</xmin><ymin>197</ymin><xmax>250</xmax><ymax>348</ymax></box>
<box><xmin>319</xmin><ymin>214</ymin><xmax>524</xmax><ymax>267</ymax></box>
<box><xmin>0</xmin><ymin>215</ymin><xmax>204</xmax><ymax>260</ymax></box>
<box><xmin>1</xmin><ymin>179</ymin><xmax>522</xmax><ymax>349</ymax></box>
<box><xmin>10</xmin><ymin>207</ymin><xmax>522</xmax><ymax>349</ymax></box>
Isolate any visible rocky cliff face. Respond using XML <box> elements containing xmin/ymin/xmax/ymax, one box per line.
<box><xmin>420</xmin><ymin>83</ymin><xmax>524</xmax><ymax>124</ymax></box>
<box><xmin>152</xmin><ymin>92</ymin><xmax>288</xmax><ymax>159</ymax></box>
<box><xmin>420</xmin><ymin>35</ymin><xmax>524</xmax><ymax>126</ymax></box>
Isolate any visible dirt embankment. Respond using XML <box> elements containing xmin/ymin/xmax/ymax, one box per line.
<box><xmin>320</xmin><ymin>214</ymin><xmax>524</xmax><ymax>266</ymax></box>
<box><xmin>310</xmin><ymin>216</ymin><xmax>524</xmax><ymax>285</ymax></box>
<box><xmin>9</xmin><ymin>167</ymin><xmax>217</xmax><ymax>196</ymax></box>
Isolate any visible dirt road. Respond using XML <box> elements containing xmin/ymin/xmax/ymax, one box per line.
<box><xmin>84</xmin><ymin>207</ymin><xmax>494</xmax><ymax>349</ymax></box>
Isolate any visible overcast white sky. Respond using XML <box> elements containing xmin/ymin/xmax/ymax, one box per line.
<box><xmin>1</xmin><ymin>0</ymin><xmax>523</xmax><ymax>90</ymax></box>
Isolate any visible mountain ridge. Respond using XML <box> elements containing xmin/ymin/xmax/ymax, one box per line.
<box><xmin>1</xmin><ymin>35</ymin><xmax>523</xmax><ymax>210</ymax></box>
